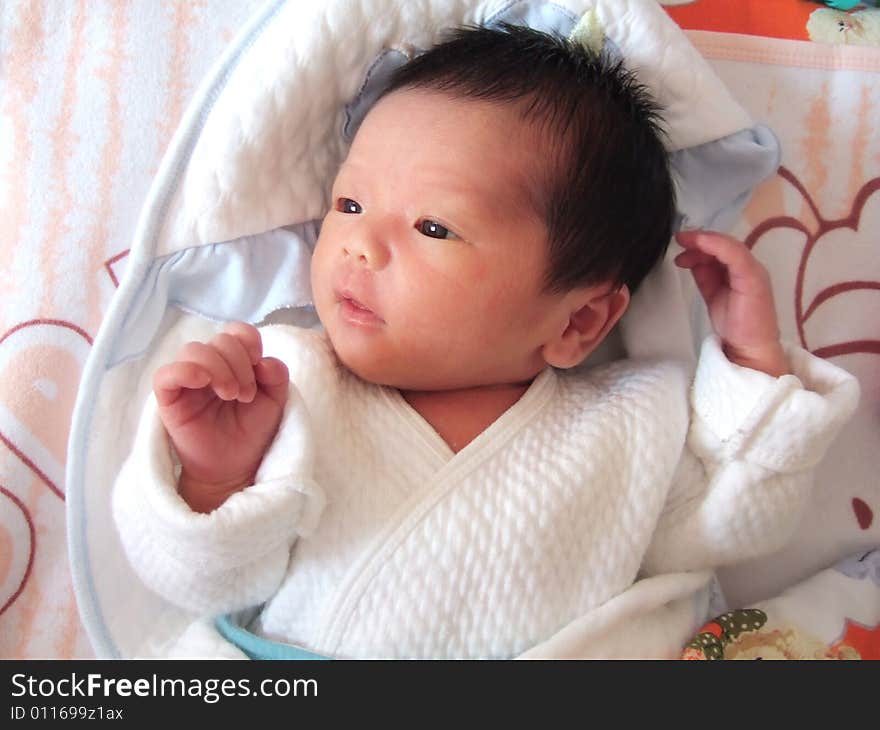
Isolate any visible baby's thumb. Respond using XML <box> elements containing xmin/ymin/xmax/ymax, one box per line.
<box><xmin>254</xmin><ymin>357</ymin><xmax>290</xmax><ymax>407</ymax></box>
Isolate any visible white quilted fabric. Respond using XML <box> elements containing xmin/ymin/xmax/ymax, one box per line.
<box><xmin>112</xmin><ymin>326</ymin><xmax>858</xmax><ymax>658</ymax></box>
<box><xmin>156</xmin><ymin>0</ymin><xmax>753</xmax><ymax>255</ymax></box>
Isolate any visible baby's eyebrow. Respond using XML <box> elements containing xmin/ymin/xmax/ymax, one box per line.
<box><xmin>419</xmin><ymin>166</ymin><xmax>507</xmax><ymax>207</ymax></box>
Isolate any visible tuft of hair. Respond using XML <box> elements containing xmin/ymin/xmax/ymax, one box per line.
<box><xmin>383</xmin><ymin>24</ymin><xmax>676</xmax><ymax>294</ymax></box>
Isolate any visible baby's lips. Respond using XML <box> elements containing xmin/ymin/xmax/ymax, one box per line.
<box><xmin>336</xmin><ymin>283</ymin><xmax>384</xmax><ymax>321</ymax></box>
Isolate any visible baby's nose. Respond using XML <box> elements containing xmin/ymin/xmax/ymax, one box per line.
<box><xmin>343</xmin><ymin>235</ymin><xmax>389</xmax><ymax>270</ymax></box>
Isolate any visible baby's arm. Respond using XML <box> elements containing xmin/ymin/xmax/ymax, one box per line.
<box><xmin>642</xmin><ymin>232</ymin><xmax>859</xmax><ymax>574</ymax></box>
<box><xmin>112</xmin><ymin>323</ymin><xmax>325</xmax><ymax>616</ymax></box>
<box><xmin>642</xmin><ymin>337</ymin><xmax>858</xmax><ymax>574</ymax></box>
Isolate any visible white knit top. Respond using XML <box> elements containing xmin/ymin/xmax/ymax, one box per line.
<box><xmin>113</xmin><ymin>325</ymin><xmax>859</xmax><ymax>658</ymax></box>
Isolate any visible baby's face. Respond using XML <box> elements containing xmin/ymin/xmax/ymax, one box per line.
<box><xmin>310</xmin><ymin>88</ymin><xmax>568</xmax><ymax>390</ymax></box>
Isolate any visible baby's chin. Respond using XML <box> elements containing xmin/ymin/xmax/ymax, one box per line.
<box><xmin>333</xmin><ymin>342</ymin><xmax>539</xmax><ymax>394</ymax></box>
<box><xmin>330</xmin><ymin>339</ymin><xmax>409</xmax><ymax>388</ymax></box>
<box><xmin>332</xmin><ymin>340</ymin><xmax>457</xmax><ymax>391</ymax></box>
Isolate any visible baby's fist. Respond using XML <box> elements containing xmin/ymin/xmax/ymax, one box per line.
<box><xmin>153</xmin><ymin>322</ymin><xmax>290</xmax><ymax>512</ymax></box>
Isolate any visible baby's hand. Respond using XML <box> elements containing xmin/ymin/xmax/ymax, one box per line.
<box><xmin>152</xmin><ymin>322</ymin><xmax>289</xmax><ymax>513</ymax></box>
<box><xmin>674</xmin><ymin>230</ymin><xmax>789</xmax><ymax>377</ymax></box>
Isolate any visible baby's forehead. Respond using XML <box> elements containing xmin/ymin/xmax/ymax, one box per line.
<box><xmin>359</xmin><ymin>86</ymin><xmax>557</xmax><ymax>147</ymax></box>
<box><xmin>346</xmin><ymin>88</ymin><xmax>557</xmax><ymax>210</ymax></box>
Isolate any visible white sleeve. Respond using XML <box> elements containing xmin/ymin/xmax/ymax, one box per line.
<box><xmin>642</xmin><ymin>335</ymin><xmax>859</xmax><ymax>575</ymax></box>
<box><xmin>112</xmin><ymin>384</ymin><xmax>325</xmax><ymax>617</ymax></box>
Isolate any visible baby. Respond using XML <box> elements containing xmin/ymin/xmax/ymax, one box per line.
<box><xmin>113</xmin><ymin>25</ymin><xmax>858</xmax><ymax>658</ymax></box>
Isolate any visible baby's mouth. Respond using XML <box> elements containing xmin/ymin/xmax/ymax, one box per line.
<box><xmin>344</xmin><ymin>295</ymin><xmax>369</xmax><ymax>311</ymax></box>
<box><xmin>336</xmin><ymin>289</ymin><xmax>385</xmax><ymax>325</ymax></box>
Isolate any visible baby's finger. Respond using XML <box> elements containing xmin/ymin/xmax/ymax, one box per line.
<box><xmin>176</xmin><ymin>341</ymin><xmax>240</xmax><ymax>400</ymax></box>
<box><xmin>153</xmin><ymin>361</ymin><xmax>212</xmax><ymax>406</ymax></box>
<box><xmin>677</xmin><ymin>230</ymin><xmax>772</xmax><ymax>296</ymax></box>
<box><xmin>254</xmin><ymin>357</ymin><xmax>290</xmax><ymax>407</ymax></box>
<box><xmin>676</xmin><ymin>230</ymin><xmax>758</xmax><ymax>281</ymax></box>
<box><xmin>689</xmin><ymin>262</ymin><xmax>725</xmax><ymax>304</ymax></box>
<box><xmin>674</xmin><ymin>250</ymin><xmax>715</xmax><ymax>269</ymax></box>
<box><xmin>211</xmin><ymin>332</ymin><xmax>258</xmax><ymax>402</ymax></box>
<box><xmin>222</xmin><ymin>321</ymin><xmax>263</xmax><ymax>365</ymax></box>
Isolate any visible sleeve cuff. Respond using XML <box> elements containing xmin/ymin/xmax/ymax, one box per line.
<box><xmin>690</xmin><ymin>335</ymin><xmax>860</xmax><ymax>471</ymax></box>
<box><xmin>124</xmin><ymin>388</ymin><xmax>324</xmax><ymax>565</ymax></box>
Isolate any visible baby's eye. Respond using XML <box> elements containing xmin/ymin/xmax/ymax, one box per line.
<box><xmin>336</xmin><ymin>198</ymin><xmax>362</xmax><ymax>214</ymax></box>
<box><xmin>416</xmin><ymin>219</ymin><xmax>457</xmax><ymax>240</ymax></box>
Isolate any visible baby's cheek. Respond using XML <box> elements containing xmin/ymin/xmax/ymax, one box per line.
<box><xmin>402</xmin><ymin>257</ymin><xmax>469</xmax><ymax>307</ymax></box>
<box><xmin>480</xmin><ymin>277</ymin><xmax>536</xmax><ymax>325</ymax></box>
<box><xmin>312</xmin><ymin>234</ymin><xmax>340</xmax><ymax>289</ymax></box>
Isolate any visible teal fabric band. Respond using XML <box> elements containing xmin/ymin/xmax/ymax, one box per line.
<box><xmin>214</xmin><ymin>614</ymin><xmax>332</xmax><ymax>660</ymax></box>
<box><xmin>822</xmin><ymin>1</ymin><xmax>878</xmax><ymax>9</ymax></box>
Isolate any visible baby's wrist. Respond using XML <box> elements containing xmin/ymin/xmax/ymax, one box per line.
<box><xmin>177</xmin><ymin>470</ymin><xmax>254</xmax><ymax>514</ymax></box>
<box><xmin>722</xmin><ymin>340</ymin><xmax>789</xmax><ymax>378</ymax></box>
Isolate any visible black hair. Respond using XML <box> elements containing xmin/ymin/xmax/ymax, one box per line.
<box><xmin>382</xmin><ymin>24</ymin><xmax>676</xmax><ymax>294</ymax></box>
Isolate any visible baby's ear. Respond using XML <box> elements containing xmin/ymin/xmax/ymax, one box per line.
<box><xmin>542</xmin><ymin>285</ymin><xmax>630</xmax><ymax>369</ymax></box>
